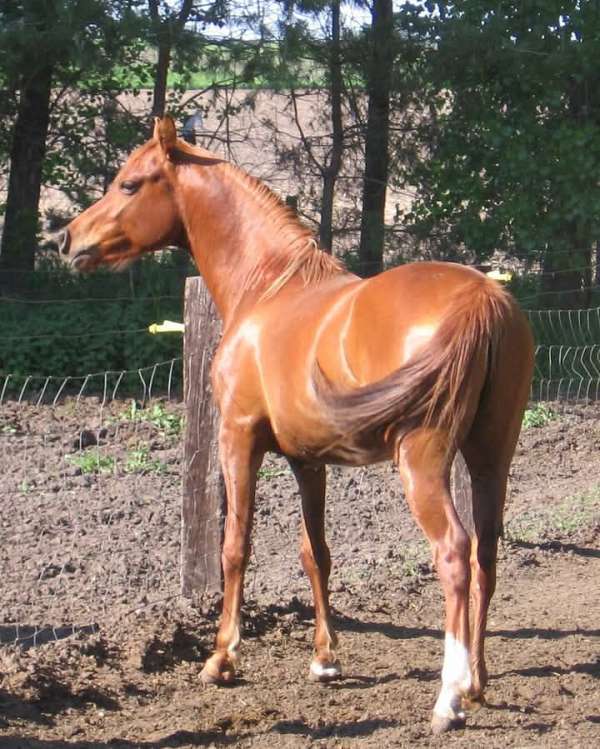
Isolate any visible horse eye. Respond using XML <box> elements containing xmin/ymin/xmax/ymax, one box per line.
<box><xmin>120</xmin><ymin>180</ymin><xmax>140</xmax><ymax>195</ymax></box>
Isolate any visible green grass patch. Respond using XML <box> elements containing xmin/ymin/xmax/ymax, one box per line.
<box><xmin>505</xmin><ymin>486</ymin><xmax>600</xmax><ymax>543</ymax></box>
<box><xmin>119</xmin><ymin>401</ymin><xmax>183</xmax><ymax>436</ymax></box>
<box><xmin>398</xmin><ymin>540</ymin><xmax>431</xmax><ymax>579</ymax></box>
<box><xmin>124</xmin><ymin>446</ymin><xmax>167</xmax><ymax>475</ymax></box>
<box><xmin>67</xmin><ymin>452</ymin><xmax>116</xmax><ymax>475</ymax></box>
<box><xmin>522</xmin><ymin>403</ymin><xmax>557</xmax><ymax>429</ymax></box>
<box><xmin>257</xmin><ymin>466</ymin><xmax>288</xmax><ymax>480</ymax></box>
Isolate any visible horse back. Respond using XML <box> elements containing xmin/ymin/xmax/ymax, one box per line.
<box><xmin>212</xmin><ymin>262</ymin><xmax>531</xmax><ymax>463</ymax></box>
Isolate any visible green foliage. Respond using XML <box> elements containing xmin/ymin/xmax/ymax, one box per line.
<box><xmin>257</xmin><ymin>466</ymin><xmax>288</xmax><ymax>480</ymax></box>
<box><xmin>399</xmin><ymin>0</ymin><xmax>600</xmax><ymax>291</ymax></box>
<box><xmin>124</xmin><ymin>445</ymin><xmax>167</xmax><ymax>475</ymax></box>
<box><xmin>0</xmin><ymin>254</ymin><xmax>190</xmax><ymax>392</ymax></box>
<box><xmin>119</xmin><ymin>401</ymin><xmax>183</xmax><ymax>436</ymax></box>
<box><xmin>168</xmin><ymin>41</ymin><xmax>328</xmax><ymax>91</ymax></box>
<box><xmin>522</xmin><ymin>404</ymin><xmax>557</xmax><ymax>430</ymax></box>
<box><xmin>67</xmin><ymin>451</ymin><xmax>116</xmax><ymax>475</ymax></box>
<box><xmin>0</xmin><ymin>1</ymin><xmax>148</xmax><ymax>209</ymax></box>
<box><xmin>65</xmin><ymin>445</ymin><xmax>166</xmax><ymax>475</ymax></box>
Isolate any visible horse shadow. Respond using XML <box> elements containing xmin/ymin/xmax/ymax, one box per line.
<box><xmin>272</xmin><ymin>716</ymin><xmax>398</xmax><ymax>741</ymax></box>
<box><xmin>0</xmin><ymin>730</ymin><xmax>241</xmax><ymax>748</ymax></box>
<box><xmin>507</xmin><ymin>539</ymin><xmax>600</xmax><ymax>559</ymax></box>
<box><xmin>494</xmin><ymin>659</ymin><xmax>600</xmax><ymax>680</ymax></box>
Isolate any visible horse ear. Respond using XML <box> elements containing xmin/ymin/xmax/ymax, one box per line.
<box><xmin>154</xmin><ymin>116</ymin><xmax>178</xmax><ymax>156</ymax></box>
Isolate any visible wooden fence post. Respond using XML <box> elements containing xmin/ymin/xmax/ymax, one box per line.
<box><xmin>181</xmin><ymin>276</ymin><xmax>225</xmax><ymax>597</ymax></box>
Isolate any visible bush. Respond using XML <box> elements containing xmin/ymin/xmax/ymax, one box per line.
<box><xmin>0</xmin><ymin>253</ymin><xmax>194</xmax><ymax>396</ymax></box>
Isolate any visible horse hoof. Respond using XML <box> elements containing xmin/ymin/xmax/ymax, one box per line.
<box><xmin>430</xmin><ymin>713</ymin><xmax>466</xmax><ymax>735</ymax></box>
<box><xmin>463</xmin><ymin>693</ymin><xmax>486</xmax><ymax>713</ymax></box>
<box><xmin>200</xmin><ymin>660</ymin><xmax>236</xmax><ymax>686</ymax></box>
<box><xmin>308</xmin><ymin>659</ymin><xmax>342</xmax><ymax>683</ymax></box>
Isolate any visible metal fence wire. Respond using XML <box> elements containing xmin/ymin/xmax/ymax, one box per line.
<box><xmin>526</xmin><ymin>306</ymin><xmax>600</xmax><ymax>400</ymax></box>
<box><xmin>3</xmin><ymin>302</ymin><xmax>600</xmax><ymax>649</ymax></box>
<box><xmin>0</xmin><ymin>361</ymin><xmax>187</xmax><ymax>648</ymax></box>
<box><xmin>0</xmin><ymin>359</ymin><xmax>427</xmax><ymax>649</ymax></box>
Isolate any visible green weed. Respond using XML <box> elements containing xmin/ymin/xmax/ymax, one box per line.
<box><xmin>522</xmin><ymin>403</ymin><xmax>556</xmax><ymax>429</ymax></box>
<box><xmin>257</xmin><ymin>466</ymin><xmax>288</xmax><ymax>480</ymax></box>
<box><xmin>120</xmin><ymin>401</ymin><xmax>183</xmax><ymax>436</ymax></box>
<box><xmin>145</xmin><ymin>403</ymin><xmax>183</xmax><ymax>435</ymax></box>
<box><xmin>399</xmin><ymin>541</ymin><xmax>430</xmax><ymax>579</ymax></box>
<box><xmin>67</xmin><ymin>452</ymin><xmax>116</xmax><ymax>475</ymax></box>
<box><xmin>125</xmin><ymin>446</ymin><xmax>167</xmax><ymax>475</ymax></box>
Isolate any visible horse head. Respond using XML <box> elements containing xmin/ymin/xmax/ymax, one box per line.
<box><xmin>60</xmin><ymin>117</ymin><xmax>199</xmax><ymax>271</ymax></box>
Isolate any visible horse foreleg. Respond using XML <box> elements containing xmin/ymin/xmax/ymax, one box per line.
<box><xmin>290</xmin><ymin>460</ymin><xmax>341</xmax><ymax>682</ymax></box>
<box><xmin>397</xmin><ymin>431</ymin><xmax>472</xmax><ymax>734</ymax></box>
<box><xmin>200</xmin><ymin>426</ymin><xmax>263</xmax><ymax>685</ymax></box>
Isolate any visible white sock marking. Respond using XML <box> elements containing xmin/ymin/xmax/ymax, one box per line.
<box><xmin>433</xmin><ymin>633</ymin><xmax>472</xmax><ymax>719</ymax></box>
<box><xmin>310</xmin><ymin>659</ymin><xmax>341</xmax><ymax>679</ymax></box>
<box><xmin>227</xmin><ymin>625</ymin><xmax>240</xmax><ymax>655</ymax></box>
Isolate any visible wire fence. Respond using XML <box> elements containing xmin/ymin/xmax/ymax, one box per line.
<box><xmin>526</xmin><ymin>306</ymin><xmax>600</xmax><ymax>400</ymax></box>
<box><xmin>3</xmin><ymin>300</ymin><xmax>600</xmax><ymax>651</ymax></box>
<box><xmin>0</xmin><ymin>360</ymin><xmax>421</xmax><ymax>651</ymax></box>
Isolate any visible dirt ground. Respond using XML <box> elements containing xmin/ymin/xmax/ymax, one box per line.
<box><xmin>0</xmin><ymin>398</ymin><xmax>599</xmax><ymax>748</ymax></box>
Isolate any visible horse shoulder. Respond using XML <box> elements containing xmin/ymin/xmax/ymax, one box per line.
<box><xmin>211</xmin><ymin>316</ymin><xmax>268</xmax><ymax>428</ymax></box>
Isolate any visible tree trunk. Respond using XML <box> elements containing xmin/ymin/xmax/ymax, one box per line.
<box><xmin>319</xmin><ymin>0</ymin><xmax>344</xmax><ymax>253</ymax></box>
<box><xmin>0</xmin><ymin>63</ymin><xmax>53</xmax><ymax>291</ymax></box>
<box><xmin>151</xmin><ymin>41</ymin><xmax>171</xmax><ymax>118</ymax></box>
<box><xmin>541</xmin><ymin>231</ymin><xmax>592</xmax><ymax>309</ymax></box>
<box><xmin>358</xmin><ymin>0</ymin><xmax>393</xmax><ymax>277</ymax></box>
<box><xmin>148</xmin><ymin>0</ymin><xmax>194</xmax><ymax>122</ymax></box>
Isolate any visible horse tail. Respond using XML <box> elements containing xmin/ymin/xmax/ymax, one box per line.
<box><xmin>315</xmin><ymin>276</ymin><xmax>517</xmax><ymax>459</ymax></box>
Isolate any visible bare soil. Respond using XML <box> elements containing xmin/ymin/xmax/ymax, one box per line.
<box><xmin>1</xmin><ymin>398</ymin><xmax>599</xmax><ymax>748</ymax></box>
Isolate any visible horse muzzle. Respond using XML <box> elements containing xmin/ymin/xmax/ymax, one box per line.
<box><xmin>57</xmin><ymin>228</ymin><xmax>97</xmax><ymax>270</ymax></box>
<box><xmin>70</xmin><ymin>246</ymin><xmax>100</xmax><ymax>271</ymax></box>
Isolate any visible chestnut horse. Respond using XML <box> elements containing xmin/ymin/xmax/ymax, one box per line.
<box><xmin>61</xmin><ymin>117</ymin><xmax>534</xmax><ymax>733</ymax></box>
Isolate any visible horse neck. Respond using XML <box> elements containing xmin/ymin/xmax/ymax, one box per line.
<box><xmin>175</xmin><ymin>162</ymin><xmax>322</xmax><ymax>323</ymax></box>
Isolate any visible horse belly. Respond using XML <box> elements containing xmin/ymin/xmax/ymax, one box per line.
<box><xmin>270</xmin><ymin>416</ymin><xmax>394</xmax><ymax>467</ymax></box>
<box><xmin>263</xmin><ymin>366</ymin><xmax>394</xmax><ymax>467</ymax></box>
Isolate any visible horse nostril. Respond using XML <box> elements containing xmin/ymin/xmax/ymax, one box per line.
<box><xmin>58</xmin><ymin>229</ymin><xmax>71</xmax><ymax>255</ymax></box>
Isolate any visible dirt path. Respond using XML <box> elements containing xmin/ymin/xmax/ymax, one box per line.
<box><xmin>1</xmin><ymin>400</ymin><xmax>599</xmax><ymax>747</ymax></box>
<box><xmin>1</xmin><ymin>541</ymin><xmax>598</xmax><ymax>748</ymax></box>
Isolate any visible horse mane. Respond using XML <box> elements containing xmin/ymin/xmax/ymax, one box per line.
<box><xmin>176</xmin><ymin>140</ymin><xmax>348</xmax><ymax>299</ymax></box>
<box><xmin>223</xmin><ymin>163</ymin><xmax>348</xmax><ymax>299</ymax></box>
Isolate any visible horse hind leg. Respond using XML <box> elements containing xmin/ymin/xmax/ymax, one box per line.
<box><xmin>289</xmin><ymin>460</ymin><xmax>341</xmax><ymax>682</ymax></box>
<box><xmin>464</xmin><ymin>472</ymin><xmax>506</xmax><ymax>704</ymax></box>
<box><xmin>460</xmin><ymin>342</ymin><xmax>531</xmax><ymax>706</ymax></box>
<box><xmin>396</xmin><ymin>429</ymin><xmax>472</xmax><ymax>734</ymax></box>
<box><xmin>461</xmin><ymin>423</ymin><xmax>523</xmax><ymax>704</ymax></box>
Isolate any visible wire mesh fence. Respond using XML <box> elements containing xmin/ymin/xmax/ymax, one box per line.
<box><xmin>526</xmin><ymin>306</ymin><xmax>600</xmax><ymax>400</ymax></box>
<box><xmin>0</xmin><ymin>359</ymin><xmax>428</xmax><ymax>651</ymax></box>
<box><xmin>3</xmin><ymin>301</ymin><xmax>600</xmax><ymax>652</ymax></box>
<box><xmin>0</xmin><ymin>362</ymin><xmax>187</xmax><ymax>649</ymax></box>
